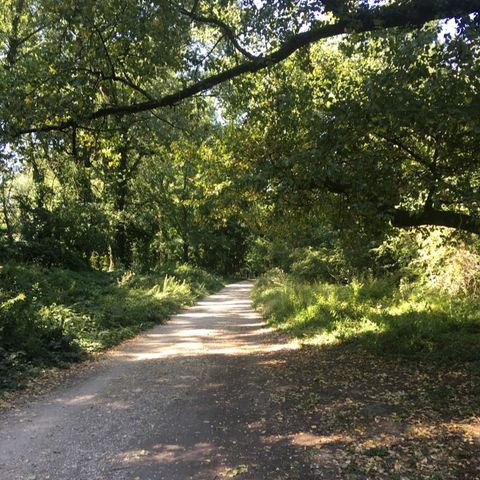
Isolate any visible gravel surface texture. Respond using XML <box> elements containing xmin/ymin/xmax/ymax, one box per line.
<box><xmin>0</xmin><ymin>281</ymin><xmax>322</xmax><ymax>480</ymax></box>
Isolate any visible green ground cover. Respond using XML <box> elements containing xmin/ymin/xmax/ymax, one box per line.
<box><xmin>252</xmin><ymin>269</ymin><xmax>480</xmax><ymax>365</ymax></box>
<box><xmin>0</xmin><ymin>262</ymin><xmax>222</xmax><ymax>391</ymax></box>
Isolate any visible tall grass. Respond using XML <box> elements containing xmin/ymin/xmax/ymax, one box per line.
<box><xmin>0</xmin><ymin>262</ymin><xmax>223</xmax><ymax>391</ymax></box>
<box><xmin>252</xmin><ymin>269</ymin><xmax>480</xmax><ymax>365</ymax></box>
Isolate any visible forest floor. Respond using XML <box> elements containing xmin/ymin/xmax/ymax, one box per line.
<box><xmin>0</xmin><ymin>281</ymin><xmax>479</xmax><ymax>480</ymax></box>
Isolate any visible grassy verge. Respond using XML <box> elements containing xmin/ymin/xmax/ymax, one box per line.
<box><xmin>0</xmin><ymin>262</ymin><xmax>223</xmax><ymax>392</ymax></box>
<box><xmin>251</xmin><ymin>269</ymin><xmax>480</xmax><ymax>365</ymax></box>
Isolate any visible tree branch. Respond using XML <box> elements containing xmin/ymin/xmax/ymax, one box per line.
<box><xmin>100</xmin><ymin>75</ymin><xmax>156</xmax><ymax>101</ymax></box>
<box><xmin>391</xmin><ymin>208</ymin><xmax>480</xmax><ymax>235</ymax></box>
<box><xmin>374</xmin><ymin>132</ymin><xmax>436</xmax><ymax>175</ymax></box>
<box><xmin>180</xmin><ymin>7</ymin><xmax>257</xmax><ymax>60</ymax></box>
<box><xmin>308</xmin><ymin>167</ymin><xmax>480</xmax><ymax>235</ymax></box>
<box><xmin>15</xmin><ymin>0</ymin><xmax>480</xmax><ymax>135</ymax></box>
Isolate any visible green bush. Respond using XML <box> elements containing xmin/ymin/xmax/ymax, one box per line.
<box><xmin>0</xmin><ymin>262</ymin><xmax>223</xmax><ymax>391</ymax></box>
<box><xmin>0</xmin><ymin>239</ymin><xmax>88</xmax><ymax>271</ymax></box>
<box><xmin>374</xmin><ymin>228</ymin><xmax>480</xmax><ymax>298</ymax></box>
<box><xmin>252</xmin><ymin>269</ymin><xmax>480</xmax><ymax>364</ymax></box>
<box><xmin>290</xmin><ymin>247</ymin><xmax>351</xmax><ymax>283</ymax></box>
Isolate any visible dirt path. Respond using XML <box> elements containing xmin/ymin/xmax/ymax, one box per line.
<box><xmin>1</xmin><ymin>281</ymin><xmax>479</xmax><ymax>480</ymax></box>
<box><xmin>0</xmin><ymin>281</ymin><xmax>309</xmax><ymax>479</ymax></box>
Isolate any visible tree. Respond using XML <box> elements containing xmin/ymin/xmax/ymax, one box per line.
<box><xmin>1</xmin><ymin>0</ymin><xmax>478</xmax><ymax>136</ymax></box>
<box><xmin>219</xmin><ymin>19</ymin><xmax>480</xmax><ymax>235</ymax></box>
<box><xmin>0</xmin><ymin>0</ymin><xmax>479</xmax><ymax>275</ymax></box>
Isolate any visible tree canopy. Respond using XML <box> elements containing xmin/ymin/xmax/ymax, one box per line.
<box><xmin>1</xmin><ymin>0</ymin><xmax>478</xmax><ymax>134</ymax></box>
<box><xmin>0</xmin><ymin>0</ymin><xmax>479</xmax><ymax>272</ymax></box>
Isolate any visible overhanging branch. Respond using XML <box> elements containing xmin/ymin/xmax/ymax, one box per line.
<box><xmin>391</xmin><ymin>208</ymin><xmax>480</xmax><ymax>235</ymax></box>
<box><xmin>180</xmin><ymin>7</ymin><xmax>257</xmax><ymax>60</ymax></box>
<box><xmin>311</xmin><ymin>169</ymin><xmax>480</xmax><ymax>235</ymax></box>
<box><xmin>14</xmin><ymin>0</ymin><xmax>480</xmax><ymax>136</ymax></box>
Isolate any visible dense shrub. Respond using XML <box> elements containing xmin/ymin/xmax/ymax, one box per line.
<box><xmin>375</xmin><ymin>228</ymin><xmax>480</xmax><ymax>298</ymax></box>
<box><xmin>252</xmin><ymin>269</ymin><xmax>480</xmax><ymax>364</ymax></box>
<box><xmin>414</xmin><ymin>232</ymin><xmax>480</xmax><ymax>297</ymax></box>
<box><xmin>290</xmin><ymin>247</ymin><xmax>351</xmax><ymax>283</ymax></box>
<box><xmin>245</xmin><ymin>238</ymin><xmax>358</xmax><ymax>281</ymax></box>
<box><xmin>0</xmin><ymin>239</ymin><xmax>88</xmax><ymax>270</ymax></box>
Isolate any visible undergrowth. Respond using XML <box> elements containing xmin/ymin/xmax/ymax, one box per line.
<box><xmin>252</xmin><ymin>269</ymin><xmax>480</xmax><ymax>365</ymax></box>
<box><xmin>0</xmin><ymin>262</ymin><xmax>223</xmax><ymax>391</ymax></box>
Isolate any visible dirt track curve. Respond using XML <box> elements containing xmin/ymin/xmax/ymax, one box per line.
<box><xmin>0</xmin><ymin>281</ymin><xmax>333</xmax><ymax>480</ymax></box>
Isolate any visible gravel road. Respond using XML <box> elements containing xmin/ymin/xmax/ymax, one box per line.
<box><xmin>0</xmin><ymin>281</ymin><xmax>322</xmax><ymax>480</ymax></box>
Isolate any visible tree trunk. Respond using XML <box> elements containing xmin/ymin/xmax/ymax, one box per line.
<box><xmin>110</xmin><ymin>145</ymin><xmax>130</xmax><ymax>268</ymax></box>
<box><xmin>182</xmin><ymin>239</ymin><xmax>189</xmax><ymax>263</ymax></box>
<box><xmin>1</xmin><ymin>181</ymin><xmax>13</xmax><ymax>243</ymax></box>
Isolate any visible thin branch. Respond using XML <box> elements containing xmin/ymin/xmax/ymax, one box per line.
<box><xmin>94</xmin><ymin>26</ymin><xmax>116</xmax><ymax>77</ymax></box>
<box><xmin>193</xmin><ymin>34</ymin><xmax>225</xmax><ymax>72</ymax></box>
<box><xmin>149</xmin><ymin>111</ymin><xmax>188</xmax><ymax>132</ymax></box>
<box><xmin>94</xmin><ymin>25</ymin><xmax>119</xmax><ymax>103</ymax></box>
<box><xmin>180</xmin><ymin>7</ymin><xmax>257</xmax><ymax>61</ymax></box>
<box><xmin>100</xmin><ymin>75</ymin><xmax>157</xmax><ymax>101</ymax></box>
<box><xmin>374</xmin><ymin>132</ymin><xmax>437</xmax><ymax>176</ymax></box>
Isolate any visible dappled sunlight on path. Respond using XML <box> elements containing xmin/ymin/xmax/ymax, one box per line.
<box><xmin>105</xmin><ymin>282</ymin><xmax>295</xmax><ymax>362</ymax></box>
<box><xmin>0</xmin><ymin>281</ymin><xmax>311</xmax><ymax>480</ymax></box>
